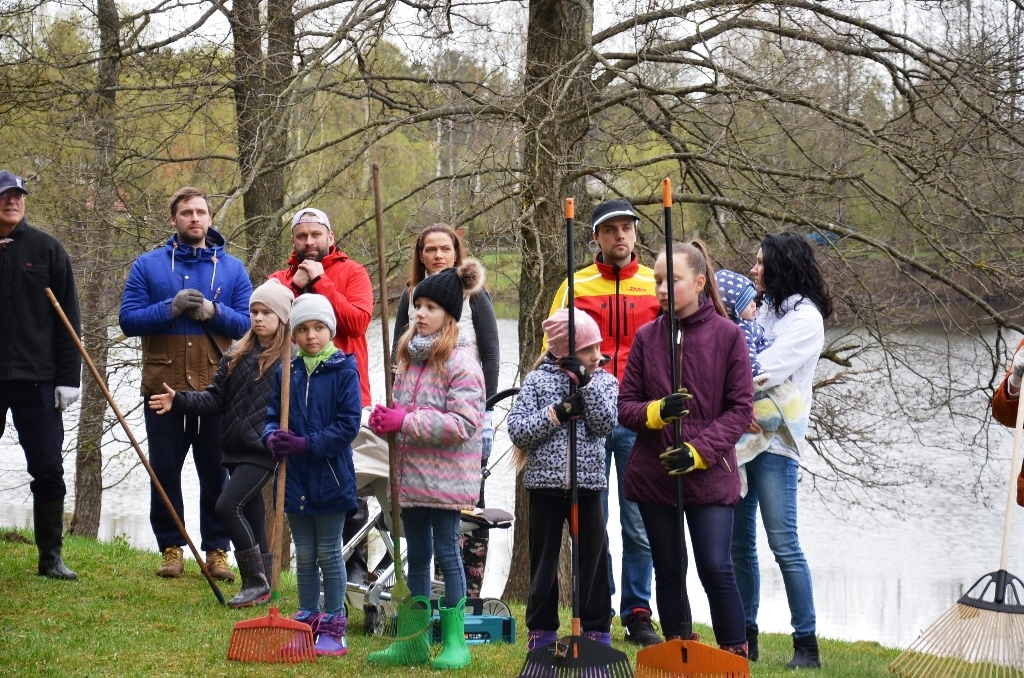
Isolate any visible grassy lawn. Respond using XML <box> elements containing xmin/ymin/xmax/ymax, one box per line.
<box><xmin>1</xmin><ymin>528</ymin><xmax>903</xmax><ymax>677</ymax></box>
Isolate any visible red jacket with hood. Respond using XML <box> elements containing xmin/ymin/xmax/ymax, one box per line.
<box><xmin>270</xmin><ymin>247</ymin><xmax>373</xmax><ymax>405</ymax></box>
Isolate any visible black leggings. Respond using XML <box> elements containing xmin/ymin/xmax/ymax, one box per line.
<box><xmin>526</xmin><ymin>491</ymin><xmax>611</xmax><ymax>633</ymax></box>
<box><xmin>214</xmin><ymin>463</ymin><xmax>273</xmax><ymax>552</ymax></box>
<box><xmin>638</xmin><ymin>501</ymin><xmax>745</xmax><ymax>646</ymax></box>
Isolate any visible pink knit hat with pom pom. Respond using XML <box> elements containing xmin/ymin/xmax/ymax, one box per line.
<box><xmin>543</xmin><ymin>308</ymin><xmax>602</xmax><ymax>359</ymax></box>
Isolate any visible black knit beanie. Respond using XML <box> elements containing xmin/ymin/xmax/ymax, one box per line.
<box><xmin>412</xmin><ymin>258</ymin><xmax>484</xmax><ymax>322</ymax></box>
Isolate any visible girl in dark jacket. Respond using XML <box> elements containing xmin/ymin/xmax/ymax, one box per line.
<box><xmin>618</xmin><ymin>241</ymin><xmax>754</xmax><ymax>657</ymax></box>
<box><xmin>148</xmin><ymin>279</ymin><xmax>293</xmax><ymax>608</ymax></box>
<box><xmin>264</xmin><ymin>293</ymin><xmax>362</xmax><ymax>656</ymax></box>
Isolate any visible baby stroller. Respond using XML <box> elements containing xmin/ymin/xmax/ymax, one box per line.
<box><xmin>341</xmin><ymin>388</ymin><xmax>519</xmax><ymax>636</ymax></box>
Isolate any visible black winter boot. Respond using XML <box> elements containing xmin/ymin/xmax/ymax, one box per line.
<box><xmin>34</xmin><ymin>499</ymin><xmax>77</xmax><ymax>580</ymax></box>
<box><xmin>262</xmin><ymin>552</ymin><xmax>274</xmax><ymax>581</ymax></box>
<box><xmin>786</xmin><ymin>633</ymin><xmax>821</xmax><ymax>669</ymax></box>
<box><xmin>228</xmin><ymin>546</ymin><xmax>270</xmax><ymax>608</ymax></box>
<box><xmin>746</xmin><ymin>625</ymin><xmax>759</xmax><ymax>662</ymax></box>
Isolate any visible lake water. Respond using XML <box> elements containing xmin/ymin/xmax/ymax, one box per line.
<box><xmin>1</xmin><ymin>319</ymin><xmax>1021</xmax><ymax>650</ymax></box>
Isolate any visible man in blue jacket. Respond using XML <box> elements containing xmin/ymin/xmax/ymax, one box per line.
<box><xmin>0</xmin><ymin>170</ymin><xmax>82</xmax><ymax>580</ymax></box>
<box><xmin>119</xmin><ymin>187</ymin><xmax>252</xmax><ymax>579</ymax></box>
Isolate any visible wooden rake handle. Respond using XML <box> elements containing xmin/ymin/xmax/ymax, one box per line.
<box><xmin>44</xmin><ymin>288</ymin><xmax>226</xmax><ymax>606</ymax></box>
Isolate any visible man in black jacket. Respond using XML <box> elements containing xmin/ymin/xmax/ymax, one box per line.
<box><xmin>0</xmin><ymin>170</ymin><xmax>82</xmax><ymax>580</ymax></box>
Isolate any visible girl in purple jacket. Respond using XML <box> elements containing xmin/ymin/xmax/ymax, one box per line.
<box><xmin>618</xmin><ymin>241</ymin><xmax>754</xmax><ymax>658</ymax></box>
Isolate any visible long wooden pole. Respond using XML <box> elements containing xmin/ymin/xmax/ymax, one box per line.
<box><xmin>44</xmin><ymin>287</ymin><xmax>226</xmax><ymax>606</ymax></box>
<box><xmin>372</xmin><ymin>161</ymin><xmax>410</xmax><ymax>600</ymax></box>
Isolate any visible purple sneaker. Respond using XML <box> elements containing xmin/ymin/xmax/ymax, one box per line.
<box><xmin>528</xmin><ymin>629</ymin><xmax>559</xmax><ymax>650</ymax></box>
<box><xmin>584</xmin><ymin>631</ymin><xmax>612</xmax><ymax>646</ymax></box>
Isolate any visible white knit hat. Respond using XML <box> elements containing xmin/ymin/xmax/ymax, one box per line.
<box><xmin>290</xmin><ymin>293</ymin><xmax>336</xmax><ymax>338</ymax></box>
<box><xmin>249</xmin><ymin>279</ymin><xmax>293</xmax><ymax>323</ymax></box>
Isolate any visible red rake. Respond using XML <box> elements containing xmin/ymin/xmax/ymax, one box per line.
<box><xmin>227</xmin><ymin>342</ymin><xmax>316</xmax><ymax>663</ymax></box>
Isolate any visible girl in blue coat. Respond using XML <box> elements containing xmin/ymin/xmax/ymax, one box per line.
<box><xmin>264</xmin><ymin>293</ymin><xmax>362</xmax><ymax>656</ymax></box>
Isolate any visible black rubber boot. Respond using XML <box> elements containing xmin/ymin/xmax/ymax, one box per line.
<box><xmin>747</xmin><ymin>625</ymin><xmax>759</xmax><ymax>662</ymax></box>
<box><xmin>262</xmin><ymin>552</ymin><xmax>274</xmax><ymax>580</ymax></box>
<box><xmin>786</xmin><ymin>633</ymin><xmax>821</xmax><ymax>669</ymax></box>
<box><xmin>34</xmin><ymin>499</ymin><xmax>77</xmax><ymax>580</ymax></box>
<box><xmin>228</xmin><ymin>546</ymin><xmax>270</xmax><ymax>608</ymax></box>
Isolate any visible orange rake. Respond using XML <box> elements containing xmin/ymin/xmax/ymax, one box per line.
<box><xmin>635</xmin><ymin>639</ymin><xmax>749</xmax><ymax>678</ymax></box>
<box><xmin>227</xmin><ymin>343</ymin><xmax>315</xmax><ymax>663</ymax></box>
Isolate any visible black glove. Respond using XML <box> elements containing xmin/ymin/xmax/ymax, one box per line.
<box><xmin>660</xmin><ymin>389</ymin><xmax>693</xmax><ymax>421</ymax></box>
<box><xmin>660</xmin><ymin>443</ymin><xmax>697</xmax><ymax>475</ymax></box>
<box><xmin>552</xmin><ymin>391</ymin><xmax>585</xmax><ymax>423</ymax></box>
<box><xmin>557</xmin><ymin>355</ymin><xmax>591</xmax><ymax>388</ymax></box>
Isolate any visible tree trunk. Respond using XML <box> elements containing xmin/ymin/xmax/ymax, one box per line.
<box><xmin>504</xmin><ymin>0</ymin><xmax>594</xmax><ymax>607</ymax></box>
<box><xmin>232</xmin><ymin>0</ymin><xmax>293</xmax><ymax>283</ymax></box>
<box><xmin>70</xmin><ymin>0</ymin><xmax>121</xmax><ymax>537</ymax></box>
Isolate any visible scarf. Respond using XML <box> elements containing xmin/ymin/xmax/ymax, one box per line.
<box><xmin>408</xmin><ymin>331</ymin><xmax>439</xmax><ymax>364</ymax></box>
<box><xmin>298</xmin><ymin>343</ymin><xmax>338</xmax><ymax>374</ymax></box>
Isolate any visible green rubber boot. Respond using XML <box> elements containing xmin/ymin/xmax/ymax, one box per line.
<box><xmin>368</xmin><ymin>595</ymin><xmax>431</xmax><ymax>666</ymax></box>
<box><xmin>432</xmin><ymin>596</ymin><xmax>471</xmax><ymax>670</ymax></box>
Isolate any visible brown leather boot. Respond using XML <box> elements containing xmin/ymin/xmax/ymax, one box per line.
<box><xmin>156</xmin><ymin>547</ymin><xmax>184</xmax><ymax>578</ymax></box>
<box><xmin>206</xmin><ymin>549</ymin><xmax>235</xmax><ymax>582</ymax></box>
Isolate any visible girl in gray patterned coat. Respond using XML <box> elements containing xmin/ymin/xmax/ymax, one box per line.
<box><xmin>148</xmin><ymin>279</ymin><xmax>293</xmax><ymax>608</ymax></box>
<box><xmin>507</xmin><ymin>307</ymin><xmax>619</xmax><ymax>650</ymax></box>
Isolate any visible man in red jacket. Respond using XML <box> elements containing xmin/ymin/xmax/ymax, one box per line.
<box><xmin>270</xmin><ymin>207</ymin><xmax>373</xmax><ymax>405</ymax></box>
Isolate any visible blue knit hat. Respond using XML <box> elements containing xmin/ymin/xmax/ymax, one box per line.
<box><xmin>714</xmin><ymin>270</ymin><xmax>757</xmax><ymax>321</ymax></box>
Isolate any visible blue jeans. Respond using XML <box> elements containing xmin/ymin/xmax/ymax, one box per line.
<box><xmin>731</xmin><ymin>452</ymin><xmax>817</xmax><ymax>637</ymax></box>
<box><xmin>289</xmin><ymin>512</ymin><xmax>348</xmax><ymax>615</ymax></box>
<box><xmin>143</xmin><ymin>408</ymin><xmax>229</xmax><ymax>552</ymax></box>
<box><xmin>402</xmin><ymin>507</ymin><xmax>465</xmax><ymax>602</ymax></box>
<box><xmin>602</xmin><ymin>424</ymin><xmax>653</xmax><ymax>619</ymax></box>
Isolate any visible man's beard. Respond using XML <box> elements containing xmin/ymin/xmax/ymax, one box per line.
<box><xmin>300</xmin><ymin>244</ymin><xmax>328</xmax><ymax>262</ymax></box>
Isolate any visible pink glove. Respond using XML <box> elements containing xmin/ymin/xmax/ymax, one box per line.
<box><xmin>369</xmin><ymin>403</ymin><xmax>407</xmax><ymax>435</ymax></box>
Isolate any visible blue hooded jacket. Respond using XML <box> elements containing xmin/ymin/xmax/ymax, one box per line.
<box><xmin>264</xmin><ymin>351</ymin><xmax>362</xmax><ymax>515</ymax></box>
<box><xmin>119</xmin><ymin>229</ymin><xmax>252</xmax><ymax>396</ymax></box>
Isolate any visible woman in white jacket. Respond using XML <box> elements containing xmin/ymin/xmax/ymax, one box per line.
<box><xmin>731</xmin><ymin>232</ymin><xmax>833</xmax><ymax>669</ymax></box>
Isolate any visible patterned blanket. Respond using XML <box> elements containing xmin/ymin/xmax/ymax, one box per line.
<box><xmin>736</xmin><ymin>379</ymin><xmax>808</xmax><ymax>496</ymax></box>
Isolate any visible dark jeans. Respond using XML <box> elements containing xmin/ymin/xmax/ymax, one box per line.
<box><xmin>526</xmin><ymin>491</ymin><xmax>611</xmax><ymax>633</ymax></box>
<box><xmin>638</xmin><ymin>501</ymin><xmax>745</xmax><ymax>646</ymax></box>
<box><xmin>144</xmin><ymin>408</ymin><xmax>230</xmax><ymax>552</ymax></box>
<box><xmin>215</xmin><ymin>463</ymin><xmax>273</xmax><ymax>553</ymax></box>
<box><xmin>0</xmin><ymin>381</ymin><xmax>66</xmax><ymax>500</ymax></box>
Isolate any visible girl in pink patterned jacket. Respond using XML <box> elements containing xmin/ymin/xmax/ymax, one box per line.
<box><xmin>368</xmin><ymin>258</ymin><xmax>486</xmax><ymax>671</ymax></box>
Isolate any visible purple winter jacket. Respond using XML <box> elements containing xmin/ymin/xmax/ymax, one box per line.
<box><xmin>619</xmin><ymin>298</ymin><xmax>754</xmax><ymax>507</ymax></box>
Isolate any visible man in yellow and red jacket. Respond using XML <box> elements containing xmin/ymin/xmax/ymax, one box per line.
<box><xmin>547</xmin><ymin>198</ymin><xmax>661</xmax><ymax>645</ymax></box>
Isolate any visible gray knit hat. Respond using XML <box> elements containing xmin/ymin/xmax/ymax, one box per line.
<box><xmin>249</xmin><ymin>279</ymin><xmax>293</xmax><ymax>324</ymax></box>
<box><xmin>290</xmin><ymin>293</ymin><xmax>336</xmax><ymax>338</ymax></box>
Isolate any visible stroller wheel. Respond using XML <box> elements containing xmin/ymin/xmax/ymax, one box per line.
<box><xmin>481</xmin><ymin>598</ymin><xmax>512</xmax><ymax>617</ymax></box>
<box><xmin>363</xmin><ymin>603</ymin><xmax>378</xmax><ymax>635</ymax></box>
